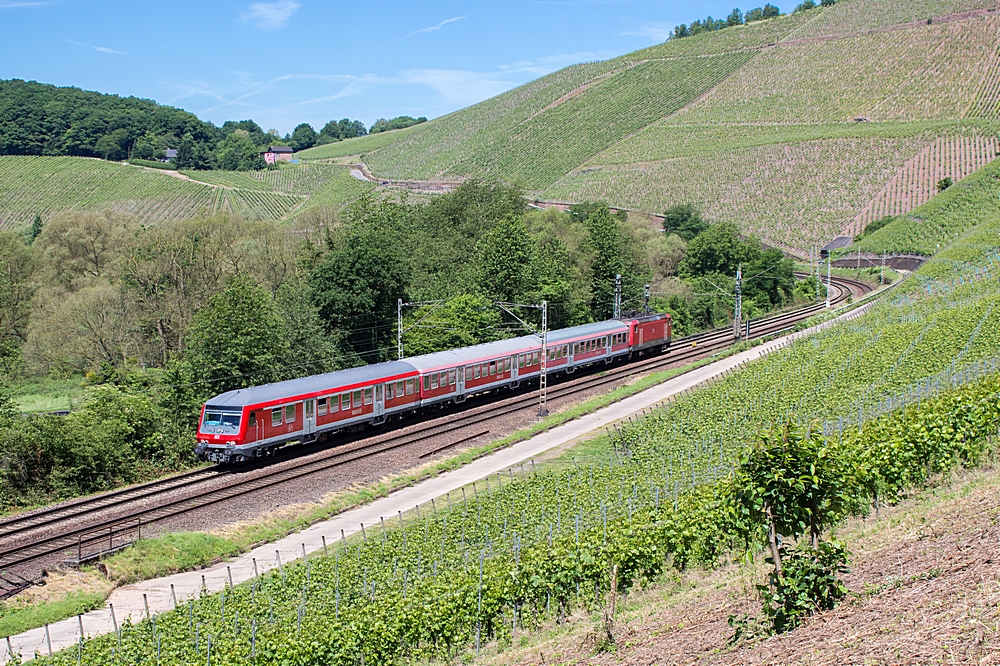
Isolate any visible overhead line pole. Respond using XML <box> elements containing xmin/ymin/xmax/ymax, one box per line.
<box><xmin>397</xmin><ymin>299</ymin><xmax>446</xmax><ymax>360</ymax></box>
<box><xmin>496</xmin><ymin>301</ymin><xmax>549</xmax><ymax>419</ymax></box>
<box><xmin>613</xmin><ymin>274</ymin><xmax>622</xmax><ymax>319</ymax></box>
<box><xmin>734</xmin><ymin>264</ymin><xmax>742</xmax><ymax>341</ymax></box>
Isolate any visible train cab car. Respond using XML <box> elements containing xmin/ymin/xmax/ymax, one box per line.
<box><xmin>624</xmin><ymin>313</ymin><xmax>672</xmax><ymax>354</ymax></box>
<box><xmin>195</xmin><ymin>360</ymin><xmax>419</xmax><ymax>463</ymax></box>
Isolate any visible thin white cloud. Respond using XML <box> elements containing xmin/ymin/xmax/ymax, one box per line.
<box><xmin>620</xmin><ymin>22</ymin><xmax>675</xmax><ymax>42</ymax></box>
<box><xmin>242</xmin><ymin>0</ymin><xmax>300</xmax><ymax>29</ymax></box>
<box><xmin>499</xmin><ymin>51</ymin><xmax>610</xmax><ymax>76</ymax></box>
<box><xmin>66</xmin><ymin>39</ymin><xmax>127</xmax><ymax>55</ymax></box>
<box><xmin>0</xmin><ymin>1</ymin><xmax>53</xmax><ymax>7</ymax></box>
<box><xmin>398</xmin><ymin>69</ymin><xmax>512</xmax><ymax>107</ymax></box>
<box><xmin>392</xmin><ymin>16</ymin><xmax>466</xmax><ymax>43</ymax></box>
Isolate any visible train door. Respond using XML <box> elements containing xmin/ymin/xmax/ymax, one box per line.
<box><xmin>374</xmin><ymin>385</ymin><xmax>385</xmax><ymax>418</ymax></box>
<box><xmin>304</xmin><ymin>400</ymin><xmax>316</xmax><ymax>435</ymax></box>
<box><xmin>639</xmin><ymin>328</ymin><xmax>644</xmax><ymax>347</ymax></box>
<box><xmin>458</xmin><ymin>366</ymin><xmax>466</xmax><ymax>394</ymax></box>
<box><xmin>510</xmin><ymin>357</ymin><xmax>518</xmax><ymax>381</ymax></box>
<box><xmin>256</xmin><ymin>412</ymin><xmax>264</xmax><ymax>442</ymax></box>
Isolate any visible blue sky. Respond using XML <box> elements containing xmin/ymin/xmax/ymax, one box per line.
<box><xmin>1</xmin><ymin>0</ymin><xmax>791</xmax><ymax>134</ymax></box>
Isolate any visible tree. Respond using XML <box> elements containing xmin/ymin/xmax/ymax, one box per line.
<box><xmin>662</xmin><ymin>204</ymin><xmax>708</xmax><ymax>241</ymax></box>
<box><xmin>672</xmin><ymin>24</ymin><xmax>690</xmax><ymax>38</ymax></box>
<box><xmin>745</xmin><ymin>7</ymin><xmax>765</xmax><ymax>21</ymax></box>
<box><xmin>369</xmin><ymin>116</ymin><xmax>427</xmax><ymax>134</ymax></box>
<box><xmin>308</xmin><ymin>223</ymin><xmax>410</xmax><ymax>360</ymax></box>
<box><xmin>288</xmin><ymin>123</ymin><xmax>318</xmax><ymax>151</ymax></box>
<box><xmin>680</xmin><ymin>221</ymin><xmax>757</xmax><ymax>278</ymax></box>
<box><xmin>319</xmin><ymin>118</ymin><xmax>368</xmax><ymax>142</ymax></box>
<box><xmin>214</xmin><ymin>132</ymin><xmax>264</xmax><ymax>171</ymax></box>
<box><xmin>763</xmin><ymin>3</ymin><xmax>781</xmax><ymax>17</ymax></box>
<box><xmin>402</xmin><ymin>295</ymin><xmax>505</xmax><ymax>356</ymax></box>
<box><xmin>820</xmin><ymin>0</ymin><xmax>836</xmax><ymax>6</ymax></box>
<box><xmin>185</xmin><ymin>274</ymin><xmax>290</xmax><ymax>395</ymax></box>
<box><xmin>0</xmin><ymin>232</ymin><xmax>35</xmax><ymax>371</ymax></box>
<box><xmin>794</xmin><ymin>0</ymin><xmax>816</xmax><ymax>11</ymax></box>
<box><xmin>29</xmin><ymin>214</ymin><xmax>42</xmax><ymax>243</ymax></box>
<box><xmin>472</xmin><ymin>216</ymin><xmax>535</xmax><ymax>303</ymax></box>
<box><xmin>585</xmin><ymin>205</ymin><xmax>648</xmax><ymax>319</ymax></box>
<box><xmin>727</xmin><ymin>7</ymin><xmax>744</xmax><ymax>25</ymax></box>
<box><xmin>937</xmin><ymin>177</ymin><xmax>953</xmax><ymax>192</ymax></box>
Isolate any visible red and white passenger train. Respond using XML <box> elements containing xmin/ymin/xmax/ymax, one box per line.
<box><xmin>195</xmin><ymin>313</ymin><xmax>670</xmax><ymax>463</ymax></box>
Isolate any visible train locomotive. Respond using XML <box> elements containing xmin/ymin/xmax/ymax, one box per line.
<box><xmin>195</xmin><ymin>313</ymin><xmax>670</xmax><ymax>463</ymax></box>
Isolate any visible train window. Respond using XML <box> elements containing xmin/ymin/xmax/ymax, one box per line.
<box><xmin>318</xmin><ymin>398</ymin><xmax>328</xmax><ymax>416</ymax></box>
<box><xmin>518</xmin><ymin>354</ymin><xmax>525</xmax><ymax>368</ymax></box>
<box><xmin>430</xmin><ymin>374</ymin><xmax>439</xmax><ymax>389</ymax></box>
<box><xmin>505</xmin><ymin>358</ymin><xmax>511</xmax><ymax>372</ymax></box>
<box><xmin>439</xmin><ymin>371</ymin><xmax>448</xmax><ymax>386</ymax></box>
<box><xmin>385</xmin><ymin>383</ymin><xmax>394</xmax><ymax>400</ymax></box>
<box><xmin>489</xmin><ymin>361</ymin><xmax>496</xmax><ymax>376</ymax></box>
<box><xmin>532</xmin><ymin>351</ymin><xmax>539</xmax><ymax>365</ymax></box>
<box><xmin>285</xmin><ymin>404</ymin><xmax>296</xmax><ymax>422</ymax></box>
<box><xmin>561</xmin><ymin>346</ymin><xmax>568</xmax><ymax>358</ymax></box>
<box><xmin>248</xmin><ymin>412</ymin><xmax>256</xmax><ymax>427</ymax></box>
<box><xmin>449</xmin><ymin>370</ymin><xmax>457</xmax><ymax>385</ymax></box>
<box><xmin>405</xmin><ymin>378</ymin><xmax>415</xmax><ymax>395</ymax></box>
<box><xmin>423</xmin><ymin>376</ymin><xmax>430</xmax><ymax>391</ymax></box>
<box><xmin>271</xmin><ymin>408</ymin><xmax>282</xmax><ymax>426</ymax></box>
<box><xmin>340</xmin><ymin>394</ymin><xmax>348</xmax><ymax>411</ymax></box>
<box><xmin>396</xmin><ymin>381</ymin><xmax>406</xmax><ymax>397</ymax></box>
<box><xmin>329</xmin><ymin>396</ymin><xmax>338</xmax><ymax>413</ymax></box>
<box><xmin>364</xmin><ymin>388</ymin><xmax>373</xmax><ymax>405</ymax></box>
<box><xmin>473</xmin><ymin>365</ymin><xmax>481</xmax><ymax>379</ymax></box>
<box><xmin>352</xmin><ymin>390</ymin><xmax>362</xmax><ymax>408</ymax></box>
<box><xmin>572</xmin><ymin>343</ymin><xmax>578</xmax><ymax>356</ymax></box>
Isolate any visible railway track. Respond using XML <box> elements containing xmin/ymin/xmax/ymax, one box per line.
<box><xmin>0</xmin><ymin>275</ymin><xmax>873</xmax><ymax>574</ymax></box>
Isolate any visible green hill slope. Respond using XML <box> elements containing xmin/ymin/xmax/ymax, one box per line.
<box><xmin>0</xmin><ymin>157</ymin><xmax>373</xmax><ymax>229</ymax></box>
<box><xmin>353</xmin><ymin>0</ymin><xmax>1000</xmax><ymax>256</ymax></box>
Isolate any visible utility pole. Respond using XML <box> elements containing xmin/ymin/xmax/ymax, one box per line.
<box><xmin>540</xmin><ymin>301</ymin><xmax>548</xmax><ymax>418</ymax></box>
<box><xmin>880</xmin><ymin>252</ymin><xmax>886</xmax><ymax>285</ymax></box>
<box><xmin>814</xmin><ymin>246</ymin><xmax>820</xmax><ymax>303</ymax></box>
<box><xmin>734</xmin><ymin>264</ymin><xmax>742</xmax><ymax>341</ymax></box>
<box><xmin>497</xmin><ymin>300</ymin><xmax>548</xmax><ymax>419</ymax></box>
<box><xmin>825</xmin><ymin>254</ymin><xmax>831</xmax><ymax>308</ymax></box>
<box><xmin>613</xmin><ymin>274</ymin><xmax>622</xmax><ymax>319</ymax></box>
<box><xmin>643</xmin><ymin>284</ymin><xmax>651</xmax><ymax>315</ymax></box>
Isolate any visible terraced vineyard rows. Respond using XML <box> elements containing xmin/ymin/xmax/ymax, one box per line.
<box><xmin>858</xmin><ymin>158</ymin><xmax>1000</xmax><ymax>255</ymax></box>
<box><xmin>968</xmin><ymin>43</ymin><xmax>1000</xmax><ymax>119</ymax></box>
<box><xmin>443</xmin><ymin>52</ymin><xmax>756</xmax><ymax>189</ymax></box>
<box><xmin>785</xmin><ymin>0</ymin><xmax>999</xmax><ymax>40</ymax></box>
<box><xmin>0</xmin><ymin>156</ymin><xmax>216</xmax><ymax>229</ymax></box>
<box><xmin>675</xmin><ymin>15</ymin><xmax>1000</xmax><ymax>125</ymax></box>
<box><xmin>852</xmin><ymin>133</ymin><xmax>1000</xmax><ymax>235</ymax></box>
<box><xmin>296</xmin><ymin>125</ymin><xmax>423</xmax><ymax>161</ymax></box>
<box><xmin>362</xmin><ymin>13</ymin><xmax>811</xmax><ymax>184</ymax></box>
<box><xmin>182</xmin><ymin>163</ymin><xmax>351</xmax><ymax>196</ymax></box>
<box><xmin>546</xmin><ymin>133</ymin><xmax>934</xmax><ymax>255</ymax></box>
<box><xmin>34</xmin><ymin>180</ymin><xmax>1000</xmax><ymax>666</ymax></box>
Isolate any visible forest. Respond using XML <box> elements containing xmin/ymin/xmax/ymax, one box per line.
<box><xmin>0</xmin><ymin>181</ymin><xmax>804</xmax><ymax>510</ymax></box>
<box><xmin>0</xmin><ymin>79</ymin><xmax>389</xmax><ymax>169</ymax></box>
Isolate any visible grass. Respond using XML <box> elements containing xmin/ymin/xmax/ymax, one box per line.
<box><xmin>13</xmin><ymin>375</ymin><xmax>87</xmax><ymax>414</ymax></box>
<box><xmin>296</xmin><ymin>125</ymin><xmax>424</xmax><ymax>161</ymax></box>
<box><xmin>0</xmin><ymin>591</ymin><xmax>107</xmax><ymax>638</ymax></box>
<box><xmin>102</xmin><ymin>533</ymin><xmax>242</xmax><ymax>585</ymax></box>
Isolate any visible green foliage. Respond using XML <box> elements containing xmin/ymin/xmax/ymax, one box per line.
<box><xmin>681</xmin><ymin>221</ymin><xmax>754</xmax><ymax>277</ymax></box>
<box><xmin>757</xmin><ymin>541</ymin><xmax>849</xmax><ymax>633</ymax></box>
<box><xmin>472</xmin><ymin>217</ymin><xmax>535</xmax><ymax>302</ymax></box>
<box><xmin>214</xmin><ymin>133</ymin><xmax>266</xmax><ymax>172</ymax></box>
<box><xmin>0</xmin><ymin>590</ymin><xmax>107</xmax><ymax>638</ymax></box>
<box><xmin>129</xmin><ymin>158</ymin><xmax>176</xmax><ymax>170</ymax></box>
<box><xmin>936</xmin><ymin>176</ymin><xmax>953</xmax><ymax>192</ymax></box>
<box><xmin>309</xmin><ymin>215</ymin><xmax>410</xmax><ymax>360</ymax></box>
<box><xmin>402</xmin><ymin>295</ymin><xmax>505</xmax><ymax>356</ymax></box>
<box><xmin>103</xmin><ymin>533</ymin><xmax>241</xmax><ymax>585</ymax></box>
<box><xmin>584</xmin><ymin>205</ymin><xmax>648</xmax><ymax>319</ymax></box>
<box><xmin>369</xmin><ymin>116</ymin><xmax>427</xmax><ymax>134</ymax></box>
<box><xmin>319</xmin><ymin>118</ymin><xmax>368</xmax><ymax>143</ymax></box>
<box><xmin>185</xmin><ymin>274</ymin><xmax>290</xmax><ymax>395</ymax></box>
<box><xmin>662</xmin><ymin>204</ymin><xmax>708</xmax><ymax>241</ymax></box>
<box><xmin>289</xmin><ymin>123</ymin><xmax>318</xmax><ymax>152</ymax></box>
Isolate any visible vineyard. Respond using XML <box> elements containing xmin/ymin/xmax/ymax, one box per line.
<box><xmin>295</xmin><ymin>126</ymin><xmax>423</xmax><ymax>161</ymax></box>
<box><xmin>784</xmin><ymin>0</ymin><xmax>1000</xmax><ymax>40</ymax></box>
<box><xmin>0</xmin><ymin>158</ymin><xmax>376</xmax><ymax>229</ymax></box>
<box><xmin>546</xmin><ymin>131</ymin><xmax>934</xmax><ymax>255</ymax></box>
<box><xmin>851</xmin><ymin>132</ymin><xmax>1000</xmax><ymax>235</ymax></box>
<box><xmin>674</xmin><ymin>16</ymin><xmax>1000</xmax><ymax>126</ymax></box>
<box><xmin>857</xmin><ymin>157</ymin><xmax>1000</xmax><ymax>255</ymax></box>
<box><xmin>27</xmin><ymin>163</ymin><xmax>1000</xmax><ymax>664</ymax></box>
<box><xmin>0</xmin><ymin>157</ymin><xmax>216</xmax><ymax>229</ymax></box>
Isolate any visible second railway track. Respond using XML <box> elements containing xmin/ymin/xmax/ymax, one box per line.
<box><xmin>0</xmin><ymin>275</ymin><xmax>873</xmax><ymax>573</ymax></box>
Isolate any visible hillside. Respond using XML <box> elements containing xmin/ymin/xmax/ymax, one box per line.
<box><xmin>0</xmin><ymin>157</ymin><xmax>372</xmax><ymax>229</ymax></box>
<box><xmin>342</xmin><ymin>0</ymin><xmax>1000</xmax><ymax>256</ymax></box>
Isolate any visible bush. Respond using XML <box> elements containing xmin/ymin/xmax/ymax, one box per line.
<box><xmin>758</xmin><ymin>540</ymin><xmax>849</xmax><ymax>633</ymax></box>
<box><xmin>129</xmin><ymin>158</ymin><xmax>176</xmax><ymax>170</ymax></box>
